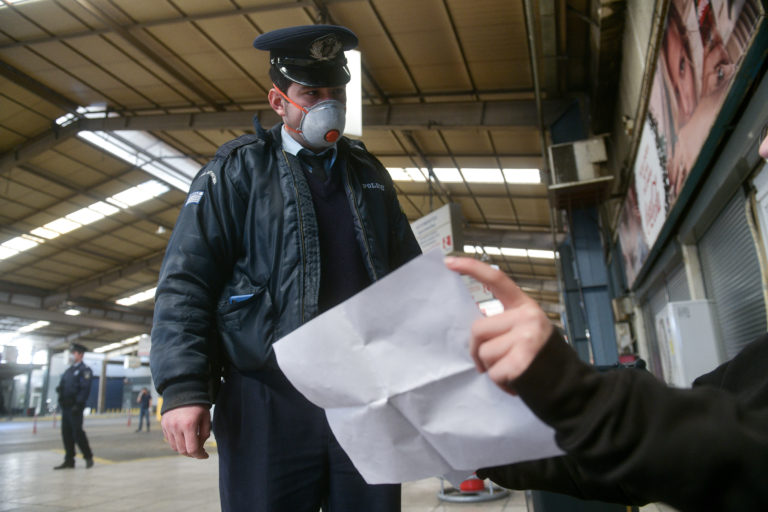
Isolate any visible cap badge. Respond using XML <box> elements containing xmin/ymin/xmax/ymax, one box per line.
<box><xmin>309</xmin><ymin>34</ymin><xmax>343</xmax><ymax>61</ymax></box>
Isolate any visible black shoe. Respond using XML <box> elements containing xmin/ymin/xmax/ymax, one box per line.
<box><xmin>54</xmin><ymin>461</ymin><xmax>74</xmax><ymax>470</ymax></box>
<box><xmin>85</xmin><ymin>458</ymin><xmax>94</xmax><ymax>469</ymax></box>
<box><xmin>135</xmin><ymin>429</ymin><xmax>141</xmax><ymax>432</ymax></box>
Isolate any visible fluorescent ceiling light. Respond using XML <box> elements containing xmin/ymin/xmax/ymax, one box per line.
<box><xmin>18</xmin><ymin>320</ymin><xmax>50</xmax><ymax>333</ymax></box>
<box><xmin>30</xmin><ymin>227</ymin><xmax>61</xmax><ymax>240</ymax></box>
<box><xmin>501</xmin><ymin>247</ymin><xmax>528</xmax><ymax>257</ymax></box>
<box><xmin>0</xmin><ymin>247</ymin><xmax>19</xmax><ymax>260</ymax></box>
<box><xmin>386</xmin><ymin>168</ymin><xmax>428</xmax><ymax>182</ymax></box>
<box><xmin>433</xmin><ymin>168</ymin><xmax>463</xmax><ymax>183</ymax></box>
<box><xmin>116</xmin><ymin>287</ymin><xmax>156</xmax><ymax>306</ymax></box>
<box><xmin>461</xmin><ymin>168</ymin><xmax>505</xmax><ymax>183</ymax></box>
<box><xmin>79</xmin><ymin>130</ymin><xmax>200</xmax><ymax>192</ymax></box>
<box><xmin>0</xmin><ymin>180</ymin><xmax>168</xmax><ymax>262</ymax></box>
<box><xmin>463</xmin><ymin>245</ymin><xmax>557</xmax><ymax>260</ymax></box>
<box><xmin>527</xmin><ymin>249</ymin><xmax>555</xmax><ymax>259</ymax></box>
<box><xmin>94</xmin><ymin>333</ymin><xmax>147</xmax><ymax>353</ymax></box>
<box><xmin>503</xmin><ymin>168</ymin><xmax>541</xmax><ymax>184</ymax></box>
<box><xmin>64</xmin><ymin>309</ymin><xmax>81</xmax><ymax>316</ymax></box>
<box><xmin>66</xmin><ymin>207</ymin><xmax>105</xmax><ymax>225</ymax></box>
<box><xmin>2</xmin><ymin>236</ymin><xmax>39</xmax><ymax>252</ymax></box>
<box><xmin>44</xmin><ymin>218</ymin><xmax>82</xmax><ymax>235</ymax></box>
<box><xmin>387</xmin><ymin>167</ymin><xmax>541</xmax><ymax>184</ymax></box>
<box><xmin>89</xmin><ymin>201</ymin><xmax>120</xmax><ymax>216</ymax></box>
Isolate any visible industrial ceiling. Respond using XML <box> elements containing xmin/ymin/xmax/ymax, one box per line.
<box><xmin>0</xmin><ymin>0</ymin><xmax>624</xmax><ymax>357</ymax></box>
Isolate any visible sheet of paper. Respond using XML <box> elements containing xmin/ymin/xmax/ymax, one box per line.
<box><xmin>274</xmin><ymin>249</ymin><xmax>563</xmax><ymax>484</ymax></box>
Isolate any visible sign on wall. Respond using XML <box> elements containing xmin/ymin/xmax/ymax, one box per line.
<box><xmin>619</xmin><ymin>0</ymin><xmax>762</xmax><ymax>286</ymax></box>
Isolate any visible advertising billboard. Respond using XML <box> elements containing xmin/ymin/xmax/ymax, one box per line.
<box><xmin>619</xmin><ymin>0</ymin><xmax>763</xmax><ymax>286</ymax></box>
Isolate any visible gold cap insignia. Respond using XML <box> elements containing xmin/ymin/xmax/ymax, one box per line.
<box><xmin>309</xmin><ymin>34</ymin><xmax>343</xmax><ymax>61</ymax></box>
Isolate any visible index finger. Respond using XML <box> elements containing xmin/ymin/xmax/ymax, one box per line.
<box><xmin>444</xmin><ymin>256</ymin><xmax>527</xmax><ymax>309</ymax></box>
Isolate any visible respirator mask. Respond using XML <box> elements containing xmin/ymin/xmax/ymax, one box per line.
<box><xmin>275</xmin><ymin>84</ymin><xmax>346</xmax><ymax>149</ymax></box>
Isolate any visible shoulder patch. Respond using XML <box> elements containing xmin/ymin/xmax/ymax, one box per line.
<box><xmin>185</xmin><ymin>190</ymin><xmax>204</xmax><ymax>206</ymax></box>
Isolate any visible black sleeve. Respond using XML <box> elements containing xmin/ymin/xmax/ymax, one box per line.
<box><xmin>150</xmin><ymin>149</ymin><xmax>252</xmax><ymax>413</ymax></box>
<box><xmin>479</xmin><ymin>333</ymin><xmax>768</xmax><ymax>511</ymax></box>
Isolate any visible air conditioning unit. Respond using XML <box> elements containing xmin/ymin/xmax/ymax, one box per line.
<box><xmin>548</xmin><ymin>135</ymin><xmax>613</xmax><ymax>209</ymax></box>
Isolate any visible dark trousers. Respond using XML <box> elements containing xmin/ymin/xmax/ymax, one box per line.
<box><xmin>137</xmin><ymin>407</ymin><xmax>150</xmax><ymax>431</ymax></box>
<box><xmin>60</xmin><ymin>406</ymin><xmax>93</xmax><ymax>462</ymax></box>
<box><xmin>213</xmin><ymin>367</ymin><xmax>401</xmax><ymax>512</ymax></box>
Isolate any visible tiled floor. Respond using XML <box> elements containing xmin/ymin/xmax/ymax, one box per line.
<box><xmin>0</xmin><ymin>415</ymin><xmax>524</xmax><ymax>512</ymax></box>
<box><xmin>0</xmin><ymin>415</ymin><xmax>676</xmax><ymax>512</ymax></box>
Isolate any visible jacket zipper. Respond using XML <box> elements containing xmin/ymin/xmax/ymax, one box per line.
<box><xmin>282</xmin><ymin>149</ymin><xmax>306</xmax><ymax>323</ymax></box>
<box><xmin>344</xmin><ymin>166</ymin><xmax>378</xmax><ymax>281</ymax></box>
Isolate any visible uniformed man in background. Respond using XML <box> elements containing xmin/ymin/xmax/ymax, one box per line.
<box><xmin>54</xmin><ymin>343</ymin><xmax>94</xmax><ymax>469</ymax></box>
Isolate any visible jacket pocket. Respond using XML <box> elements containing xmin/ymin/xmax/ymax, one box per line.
<box><xmin>216</xmin><ymin>284</ymin><xmax>276</xmax><ymax>370</ymax></box>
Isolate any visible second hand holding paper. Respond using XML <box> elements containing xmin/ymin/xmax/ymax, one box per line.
<box><xmin>273</xmin><ymin>250</ymin><xmax>562</xmax><ymax>484</ymax></box>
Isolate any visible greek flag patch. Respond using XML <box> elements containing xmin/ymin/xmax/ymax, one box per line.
<box><xmin>185</xmin><ymin>191</ymin><xmax>204</xmax><ymax>206</ymax></box>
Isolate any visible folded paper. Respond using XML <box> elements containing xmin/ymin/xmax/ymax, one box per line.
<box><xmin>274</xmin><ymin>250</ymin><xmax>563</xmax><ymax>484</ymax></box>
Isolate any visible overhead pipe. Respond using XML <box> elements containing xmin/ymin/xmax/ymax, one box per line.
<box><xmin>522</xmin><ymin>0</ymin><xmax>567</xmax><ymax>319</ymax></box>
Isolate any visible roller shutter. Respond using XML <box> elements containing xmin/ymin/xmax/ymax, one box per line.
<box><xmin>698</xmin><ymin>191</ymin><xmax>767</xmax><ymax>359</ymax></box>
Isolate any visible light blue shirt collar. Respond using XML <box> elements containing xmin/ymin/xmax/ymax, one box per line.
<box><xmin>281</xmin><ymin>125</ymin><xmax>338</xmax><ymax>169</ymax></box>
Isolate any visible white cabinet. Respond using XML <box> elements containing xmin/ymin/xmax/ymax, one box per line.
<box><xmin>654</xmin><ymin>301</ymin><xmax>723</xmax><ymax>387</ymax></box>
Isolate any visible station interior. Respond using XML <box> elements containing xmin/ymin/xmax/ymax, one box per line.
<box><xmin>1</xmin><ymin>1</ymin><xmax>767</xmax><ymax>511</ymax></box>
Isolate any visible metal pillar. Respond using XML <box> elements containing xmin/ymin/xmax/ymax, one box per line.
<box><xmin>40</xmin><ymin>349</ymin><xmax>52</xmax><ymax>415</ymax></box>
<box><xmin>98</xmin><ymin>358</ymin><xmax>108</xmax><ymax>413</ymax></box>
<box><xmin>560</xmin><ymin>208</ymin><xmax>619</xmax><ymax>366</ymax></box>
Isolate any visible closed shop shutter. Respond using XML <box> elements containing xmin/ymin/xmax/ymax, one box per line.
<box><xmin>698</xmin><ymin>191</ymin><xmax>767</xmax><ymax>359</ymax></box>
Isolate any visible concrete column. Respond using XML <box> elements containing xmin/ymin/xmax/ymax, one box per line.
<box><xmin>97</xmin><ymin>358</ymin><xmax>108</xmax><ymax>413</ymax></box>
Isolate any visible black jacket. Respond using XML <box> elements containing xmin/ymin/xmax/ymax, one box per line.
<box><xmin>479</xmin><ymin>332</ymin><xmax>768</xmax><ymax>511</ymax></box>
<box><xmin>57</xmin><ymin>361</ymin><xmax>93</xmax><ymax>409</ymax></box>
<box><xmin>150</xmin><ymin>121</ymin><xmax>421</xmax><ymax>413</ymax></box>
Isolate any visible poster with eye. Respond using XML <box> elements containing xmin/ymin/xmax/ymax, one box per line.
<box><xmin>619</xmin><ymin>0</ymin><xmax>761</xmax><ymax>287</ymax></box>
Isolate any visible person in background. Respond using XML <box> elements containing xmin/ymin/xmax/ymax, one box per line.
<box><xmin>135</xmin><ymin>387</ymin><xmax>151</xmax><ymax>433</ymax></box>
<box><xmin>150</xmin><ymin>24</ymin><xmax>420</xmax><ymax>512</ymax></box>
<box><xmin>53</xmin><ymin>343</ymin><xmax>94</xmax><ymax>470</ymax></box>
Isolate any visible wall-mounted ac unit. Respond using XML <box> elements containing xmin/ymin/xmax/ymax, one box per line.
<box><xmin>548</xmin><ymin>135</ymin><xmax>613</xmax><ymax>209</ymax></box>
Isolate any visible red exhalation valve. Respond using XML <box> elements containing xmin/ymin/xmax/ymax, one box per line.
<box><xmin>325</xmin><ymin>129</ymin><xmax>340</xmax><ymax>143</ymax></box>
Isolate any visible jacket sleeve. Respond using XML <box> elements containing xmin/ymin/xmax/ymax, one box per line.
<box><xmin>478</xmin><ymin>332</ymin><xmax>768</xmax><ymax>511</ymax></box>
<box><xmin>150</xmin><ymin>144</ymin><xmax>254</xmax><ymax>414</ymax></box>
<box><xmin>75</xmin><ymin>367</ymin><xmax>93</xmax><ymax>408</ymax></box>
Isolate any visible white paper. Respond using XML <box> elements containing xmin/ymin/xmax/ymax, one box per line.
<box><xmin>274</xmin><ymin>250</ymin><xmax>563</xmax><ymax>484</ymax></box>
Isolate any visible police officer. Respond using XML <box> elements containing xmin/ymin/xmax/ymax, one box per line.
<box><xmin>54</xmin><ymin>343</ymin><xmax>94</xmax><ymax>469</ymax></box>
<box><xmin>152</xmin><ymin>24</ymin><xmax>420</xmax><ymax>512</ymax></box>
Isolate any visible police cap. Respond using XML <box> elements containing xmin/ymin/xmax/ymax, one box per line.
<box><xmin>71</xmin><ymin>343</ymin><xmax>87</xmax><ymax>354</ymax></box>
<box><xmin>253</xmin><ymin>25</ymin><xmax>358</xmax><ymax>87</ymax></box>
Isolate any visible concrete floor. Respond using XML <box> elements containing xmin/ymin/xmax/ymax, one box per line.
<box><xmin>0</xmin><ymin>414</ymin><xmax>676</xmax><ymax>512</ymax></box>
<box><xmin>0</xmin><ymin>414</ymin><xmax>526</xmax><ymax>511</ymax></box>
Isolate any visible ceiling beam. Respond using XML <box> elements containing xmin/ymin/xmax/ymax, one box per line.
<box><xmin>0</xmin><ymin>0</ymin><xmax>329</xmax><ymax>50</ymax></box>
<box><xmin>43</xmin><ymin>251</ymin><xmax>165</xmax><ymax>308</ymax></box>
<box><xmin>0</xmin><ymin>99</ymin><xmax>571</xmax><ymax>175</ymax></box>
<box><xmin>463</xmin><ymin>227</ymin><xmax>563</xmax><ymax>250</ymax></box>
<box><xmin>0</xmin><ymin>59</ymin><xmax>81</xmax><ymax>113</ymax></box>
<box><xmin>74</xmin><ymin>0</ymin><xmax>224</xmax><ymax>110</ymax></box>
<box><xmin>0</xmin><ymin>303</ymin><xmax>150</xmax><ymax>333</ymax></box>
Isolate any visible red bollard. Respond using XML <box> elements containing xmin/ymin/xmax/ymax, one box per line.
<box><xmin>127</xmin><ymin>409</ymin><xmax>132</xmax><ymax>427</ymax></box>
<box><xmin>52</xmin><ymin>413</ymin><xmax>57</xmax><ymax>429</ymax></box>
<box><xmin>33</xmin><ymin>412</ymin><xmax>37</xmax><ymax>434</ymax></box>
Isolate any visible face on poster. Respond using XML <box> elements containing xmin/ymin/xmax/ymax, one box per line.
<box><xmin>618</xmin><ymin>0</ymin><xmax>760</xmax><ymax>287</ymax></box>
